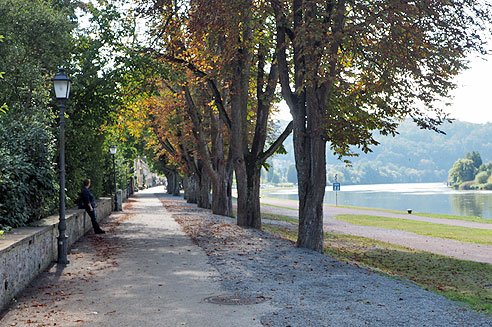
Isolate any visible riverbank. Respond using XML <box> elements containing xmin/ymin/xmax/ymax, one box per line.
<box><xmin>258</xmin><ymin>197</ymin><xmax>492</xmax><ymax>265</ymax></box>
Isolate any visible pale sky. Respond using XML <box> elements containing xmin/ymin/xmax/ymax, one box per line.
<box><xmin>275</xmin><ymin>54</ymin><xmax>492</xmax><ymax>124</ymax></box>
<box><xmin>445</xmin><ymin>55</ymin><xmax>492</xmax><ymax>124</ymax></box>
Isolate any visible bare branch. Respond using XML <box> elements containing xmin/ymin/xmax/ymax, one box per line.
<box><xmin>259</xmin><ymin>121</ymin><xmax>293</xmax><ymax>163</ymax></box>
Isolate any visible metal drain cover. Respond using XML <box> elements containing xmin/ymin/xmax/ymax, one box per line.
<box><xmin>203</xmin><ymin>294</ymin><xmax>267</xmax><ymax>305</ymax></box>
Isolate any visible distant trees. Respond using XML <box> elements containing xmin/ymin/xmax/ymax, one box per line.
<box><xmin>287</xmin><ymin>164</ymin><xmax>297</xmax><ymax>184</ymax></box>
<box><xmin>466</xmin><ymin>151</ymin><xmax>483</xmax><ymax>170</ymax></box>
<box><xmin>448</xmin><ymin>151</ymin><xmax>492</xmax><ymax>190</ymax></box>
<box><xmin>448</xmin><ymin>158</ymin><xmax>476</xmax><ymax>186</ymax></box>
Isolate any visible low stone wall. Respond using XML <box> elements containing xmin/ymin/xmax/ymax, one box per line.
<box><xmin>0</xmin><ymin>197</ymin><xmax>112</xmax><ymax>311</ymax></box>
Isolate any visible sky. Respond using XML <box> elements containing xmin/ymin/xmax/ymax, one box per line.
<box><xmin>275</xmin><ymin>54</ymin><xmax>492</xmax><ymax>124</ymax></box>
<box><xmin>445</xmin><ymin>55</ymin><xmax>492</xmax><ymax>124</ymax></box>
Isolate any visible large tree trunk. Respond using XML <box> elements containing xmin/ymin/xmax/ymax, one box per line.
<box><xmin>166</xmin><ymin>170</ymin><xmax>181</xmax><ymax>196</ymax></box>
<box><xmin>241</xmin><ymin>158</ymin><xmax>262</xmax><ymax>228</ymax></box>
<box><xmin>165</xmin><ymin>172</ymin><xmax>174</xmax><ymax>195</ymax></box>
<box><xmin>294</xmin><ymin>90</ymin><xmax>327</xmax><ymax>251</ymax></box>
<box><xmin>235</xmin><ymin>159</ymin><xmax>249</xmax><ymax>226</ymax></box>
<box><xmin>183</xmin><ymin>174</ymin><xmax>189</xmax><ymax>200</ymax></box>
<box><xmin>198</xmin><ymin>163</ymin><xmax>211</xmax><ymax>209</ymax></box>
<box><xmin>212</xmin><ymin>164</ymin><xmax>233</xmax><ymax>216</ymax></box>
<box><xmin>185</xmin><ymin>173</ymin><xmax>198</xmax><ymax>204</ymax></box>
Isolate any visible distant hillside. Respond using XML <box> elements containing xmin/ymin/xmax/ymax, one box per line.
<box><xmin>270</xmin><ymin>119</ymin><xmax>492</xmax><ymax>185</ymax></box>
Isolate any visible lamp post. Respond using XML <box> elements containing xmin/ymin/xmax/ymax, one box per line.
<box><xmin>52</xmin><ymin>68</ymin><xmax>71</xmax><ymax>265</ymax></box>
<box><xmin>109</xmin><ymin>145</ymin><xmax>117</xmax><ymax>211</ymax></box>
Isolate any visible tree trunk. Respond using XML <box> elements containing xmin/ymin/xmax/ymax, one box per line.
<box><xmin>235</xmin><ymin>159</ymin><xmax>249</xmax><ymax>226</ymax></box>
<box><xmin>165</xmin><ymin>172</ymin><xmax>174</xmax><ymax>194</ymax></box>
<box><xmin>198</xmin><ymin>163</ymin><xmax>211</xmax><ymax>209</ymax></box>
<box><xmin>239</xmin><ymin>158</ymin><xmax>262</xmax><ymax>228</ymax></box>
<box><xmin>186</xmin><ymin>173</ymin><xmax>198</xmax><ymax>204</ymax></box>
<box><xmin>211</xmin><ymin>163</ymin><xmax>233</xmax><ymax>216</ymax></box>
<box><xmin>294</xmin><ymin>89</ymin><xmax>327</xmax><ymax>252</ymax></box>
<box><xmin>172</xmin><ymin>173</ymin><xmax>181</xmax><ymax>196</ymax></box>
<box><xmin>183</xmin><ymin>174</ymin><xmax>189</xmax><ymax>200</ymax></box>
<box><xmin>166</xmin><ymin>171</ymin><xmax>181</xmax><ymax>196</ymax></box>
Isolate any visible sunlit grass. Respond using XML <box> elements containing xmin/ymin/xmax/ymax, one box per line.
<box><xmin>261</xmin><ymin>212</ymin><xmax>298</xmax><ymax>224</ymax></box>
<box><xmin>335</xmin><ymin>214</ymin><xmax>492</xmax><ymax>246</ymax></box>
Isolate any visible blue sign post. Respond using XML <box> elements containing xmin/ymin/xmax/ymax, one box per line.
<box><xmin>333</xmin><ymin>183</ymin><xmax>341</xmax><ymax>206</ymax></box>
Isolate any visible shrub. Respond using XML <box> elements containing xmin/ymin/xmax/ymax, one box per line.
<box><xmin>475</xmin><ymin>171</ymin><xmax>489</xmax><ymax>184</ymax></box>
<box><xmin>0</xmin><ymin>109</ymin><xmax>57</xmax><ymax>228</ymax></box>
<box><xmin>482</xmin><ymin>183</ymin><xmax>492</xmax><ymax>190</ymax></box>
<box><xmin>459</xmin><ymin>181</ymin><xmax>474</xmax><ymax>190</ymax></box>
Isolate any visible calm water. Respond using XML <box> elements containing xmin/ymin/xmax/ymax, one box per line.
<box><xmin>262</xmin><ymin>182</ymin><xmax>492</xmax><ymax>219</ymax></box>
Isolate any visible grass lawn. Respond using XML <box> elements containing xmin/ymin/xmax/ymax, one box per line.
<box><xmin>327</xmin><ymin>204</ymin><xmax>492</xmax><ymax>224</ymax></box>
<box><xmin>262</xmin><ymin>214</ymin><xmax>492</xmax><ymax>314</ymax></box>
<box><xmin>261</xmin><ymin>212</ymin><xmax>298</xmax><ymax>224</ymax></box>
<box><xmin>412</xmin><ymin>212</ymin><xmax>492</xmax><ymax>224</ymax></box>
<box><xmin>335</xmin><ymin>214</ymin><xmax>492</xmax><ymax>246</ymax></box>
<box><xmin>260</xmin><ymin>202</ymin><xmax>299</xmax><ymax>211</ymax></box>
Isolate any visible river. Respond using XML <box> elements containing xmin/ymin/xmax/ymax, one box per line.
<box><xmin>261</xmin><ymin>182</ymin><xmax>492</xmax><ymax>219</ymax></box>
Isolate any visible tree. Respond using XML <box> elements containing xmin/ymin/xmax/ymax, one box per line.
<box><xmin>474</xmin><ymin>171</ymin><xmax>489</xmax><ymax>184</ymax></box>
<box><xmin>449</xmin><ymin>159</ymin><xmax>476</xmax><ymax>185</ymax></box>
<box><xmin>0</xmin><ymin>0</ymin><xmax>74</xmax><ymax>111</ymax></box>
<box><xmin>0</xmin><ymin>0</ymin><xmax>74</xmax><ymax>228</ymax></box>
<box><xmin>137</xmin><ymin>0</ymin><xmax>293</xmax><ymax>226</ymax></box>
<box><xmin>466</xmin><ymin>151</ymin><xmax>482</xmax><ymax>170</ymax></box>
<box><xmin>271</xmin><ymin>0</ymin><xmax>492</xmax><ymax>251</ymax></box>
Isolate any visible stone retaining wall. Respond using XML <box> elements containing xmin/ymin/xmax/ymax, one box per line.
<box><xmin>0</xmin><ymin>197</ymin><xmax>112</xmax><ymax>311</ymax></box>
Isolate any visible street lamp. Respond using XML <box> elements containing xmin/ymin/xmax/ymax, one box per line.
<box><xmin>52</xmin><ymin>68</ymin><xmax>71</xmax><ymax>265</ymax></box>
<box><xmin>109</xmin><ymin>145</ymin><xmax>118</xmax><ymax>211</ymax></box>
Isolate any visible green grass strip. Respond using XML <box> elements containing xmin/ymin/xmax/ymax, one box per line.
<box><xmin>326</xmin><ymin>204</ymin><xmax>404</xmax><ymax>214</ymax></box>
<box><xmin>335</xmin><ymin>214</ymin><xmax>492</xmax><ymax>245</ymax></box>
<box><xmin>326</xmin><ymin>204</ymin><xmax>492</xmax><ymax>224</ymax></box>
<box><xmin>261</xmin><ymin>212</ymin><xmax>298</xmax><ymax>224</ymax></box>
<box><xmin>260</xmin><ymin>201</ymin><xmax>299</xmax><ymax>211</ymax></box>
<box><xmin>412</xmin><ymin>212</ymin><xmax>492</xmax><ymax>224</ymax></box>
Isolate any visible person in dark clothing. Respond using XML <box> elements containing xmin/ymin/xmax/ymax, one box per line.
<box><xmin>81</xmin><ymin>179</ymin><xmax>105</xmax><ymax>234</ymax></box>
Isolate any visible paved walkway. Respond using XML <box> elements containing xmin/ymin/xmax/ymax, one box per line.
<box><xmin>259</xmin><ymin>197</ymin><xmax>492</xmax><ymax>265</ymax></box>
<box><xmin>0</xmin><ymin>187</ymin><xmax>273</xmax><ymax>327</ymax></box>
<box><xmin>2</xmin><ymin>188</ymin><xmax>492</xmax><ymax>326</ymax></box>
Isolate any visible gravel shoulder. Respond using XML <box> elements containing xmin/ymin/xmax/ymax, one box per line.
<box><xmin>258</xmin><ymin>197</ymin><xmax>492</xmax><ymax>265</ymax></box>
<box><xmin>167</xmin><ymin>195</ymin><xmax>492</xmax><ymax>326</ymax></box>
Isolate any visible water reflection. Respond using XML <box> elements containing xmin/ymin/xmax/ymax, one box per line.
<box><xmin>262</xmin><ymin>183</ymin><xmax>492</xmax><ymax>219</ymax></box>
<box><xmin>449</xmin><ymin>193</ymin><xmax>492</xmax><ymax>218</ymax></box>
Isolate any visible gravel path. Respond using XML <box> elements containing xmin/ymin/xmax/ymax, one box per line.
<box><xmin>258</xmin><ymin>197</ymin><xmax>492</xmax><ymax>265</ymax></box>
<box><xmin>167</xmin><ymin>195</ymin><xmax>492</xmax><ymax>326</ymax></box>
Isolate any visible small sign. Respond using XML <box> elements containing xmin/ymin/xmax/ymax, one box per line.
<box><xmin>333</xmin><ymin>183</ymin><xmax>340</xmax><ymax>191</ymax></box>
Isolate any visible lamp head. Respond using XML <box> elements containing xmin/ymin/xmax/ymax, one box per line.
<box><xmin>52</xmin><ymin>68</ymin><xmax>71</xmax><ymax>100</ymax></box>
